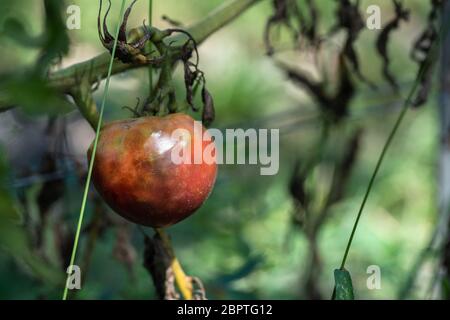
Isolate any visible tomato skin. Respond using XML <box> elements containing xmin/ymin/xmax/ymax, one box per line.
<box><xmin>88</xmin><ymin>113</ymin><xmax>217</xmax><ymax>228</ymax></box>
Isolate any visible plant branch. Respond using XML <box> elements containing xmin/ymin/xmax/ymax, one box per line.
<box><xmin>69</xmin><ymin>78</ymin><xmax>99</xmax><ymax>129</ymax></box>
<box><xmin>177</xmin><ymin>0</ymin><xmax>261</xmax><ymax>45</ymax></box>
<box><xmin>46</xmin><ymin>0</ymin><xmax>260</xmax><ymax>94</ymax></box>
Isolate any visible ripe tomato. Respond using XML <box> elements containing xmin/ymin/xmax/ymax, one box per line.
<box><xmin>88</xmin><ymin>113</ymin><xmax>217</xmax><ymax>228</ymax></box>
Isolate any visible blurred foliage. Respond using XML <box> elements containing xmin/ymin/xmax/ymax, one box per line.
<box><xmin>0</xmin><ymin>0</ymin><xmax>443</xmax><ymax>300</ymax></box>
<box><xmin>0</xmin><ymin>0</ymin><xmax>72</xmax><ymax>115</ymax></box>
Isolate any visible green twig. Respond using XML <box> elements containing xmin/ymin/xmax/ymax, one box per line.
<box><xmin>62</xmin><ymin>0</ymin><xmax>127</xmax><ymax>300</ymax></box>
<box><xmin>175</xmin><ymin>0</ymin><xmax>260</xmax><ymax>45</ymax></box>
<box><xmin>339</xmin><ymin>27</ymin><xmax>444</xmax><ymax>270</ymax></box>
<box><xmin>70</xmin><ymin>78</ymin><xmax>99</xmax><ymax>129</ymax></box>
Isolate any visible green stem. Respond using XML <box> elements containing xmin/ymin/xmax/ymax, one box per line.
<box><xmin>62</xmin><ymin>0</ymin><xmax>127</xmax><ymax>300</ymax></box>
<box><xmin>176</xmin><ymin>0</ymin><xmax>261</xmax><ymax>45</ymax></box>
<box><xmin>339</xmin><ymin>93</ymin><xmax>410</xmax><ymax>270</ymax></box>
<box><xmin>339</xmin><ymin>27</ymin><xmax>444</xmax><ymax>270</ymax></box>
<box><xmin>70</xmin><ymin>79</ymin><xmax>99</xmax><ymax>129</ymax></box>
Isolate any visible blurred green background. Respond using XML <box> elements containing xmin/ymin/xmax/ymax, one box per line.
<box><xmin>0</xmin><ymin>0</ymin><xmax>444</xmax><ymax>299</ymax></box>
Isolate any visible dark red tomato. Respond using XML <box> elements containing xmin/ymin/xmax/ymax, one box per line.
<box><xmin>88</xmin><ymin>113</ymin><xmax>217</xmax><ymax>228</ymax></box>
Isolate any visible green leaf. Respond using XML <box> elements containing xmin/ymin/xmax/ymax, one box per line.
<box><xmin>1</xmin><ymin>17</ymin><xmax>43</xmax><ymax>48</ymax></box>
<box><xmin>37</xmin><ymin>0</ymin><xmax>70</xmax><ymax>71</ymax></box>
<box><xmin>333</xmin><ymin>268</ymin><xmax>355</xmax><ymax>300</ymax></box>
<box><xmin>1</xmin><ymin>75</ymin><xmax>74</xmax><ymax>115</ymax></box>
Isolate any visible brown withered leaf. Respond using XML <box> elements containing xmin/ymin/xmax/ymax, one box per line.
<box><xmin>183</xmin><ymin>62</ymin><xmax>200</xmax><ymax>111</ymax></box>
<box><xmin>376</xmin><ymin>0</ymin><xmax>410</xmax><ymax>92</ymax></box>
<box><xmin>327</xmin><ymin>129</ymin><xmax>362</xmax><ymax>205</ymax></box>
<box><xmin>330</xmin><ymin>0</ymin><xmax>375</xmax><ymax>88</ymax></box>
<box><xmin>279</xmin><ymin>52</ymin><xmax>355</xmax><ymax>121</ymax></box>
<box><xmin>410</xmin><ymin>0</ymin><xmax>444</xmax><ymax>107</ymax></box>
<box><xmin>264</xmin><ymin>0</ymin><xmax>321</xmax><ymax>54</ymax></box>
<box><xmin>289</xmin><ymin>160</ymin><xmax>308</xmax><ymax>209</ymax></box>
<box><xmin>264</xmin><ymin>0</ymin><xmax>295</xmax><ymax>55</ymax></box>
<box><xmin>330</xmin><ymin>0</ymin><xmax>364</xmax><ymax>37</ymax></box>
<box><xmin>201</xmin><ymin>86</ymin><xmax>215</xmax><ymax>127</ymax></box>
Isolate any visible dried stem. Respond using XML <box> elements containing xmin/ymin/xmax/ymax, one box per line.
<box><xmin>155</xmin><ymin>229</ymin><xmax>193</xmax><ymax>300</ymax></box>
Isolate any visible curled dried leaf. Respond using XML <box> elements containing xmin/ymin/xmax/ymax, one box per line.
<box><xmin>264</xmin><ymin>0</ymin><xmax>321</xmax><ymax>55</ymax></box>
<box><xmin>264</xmin><ymin>0</ymin><xmax>294</xmax><ymax>55</ymax></box>
<box><xmin>184</xmin><ymin>62</ymin><xmax>198</xmax><ymax>110</ymax></box>
<box><xmin>278</xmin><ymin>53</ymin><xmax>355</xmax><ymax>122</ymax></box>
<box><xmin>201</xmin><ymin>86</ymin><xmax>215</xmax><ymax>127</ymax></box>
<box><xmin>376</xmin><ymin>0</ymin><xmax>410</xmax><ymax>91</ymax></box>
<box><xmin>327</xmin><ymin>129</ymin><xmax>361</xmax><ymax>205</ymax></box>
<box><xmin>330</xmin><ymin>0</ymin><xmax>375</xmax><ymax>88</ymax></box>
<box><xmin>98</xmin><ymin>0</ymin><xmax>154</xmax><ymax>64</ymax></box>
<box><xmin>330</xmin><ymin>0</ymin><xmax>364</xmax><ymax>36</ymax></box>
<box><xmin>410</xmin><ymin>0</ymin><xmax>444</xmax><ymax>107</ymax></box>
